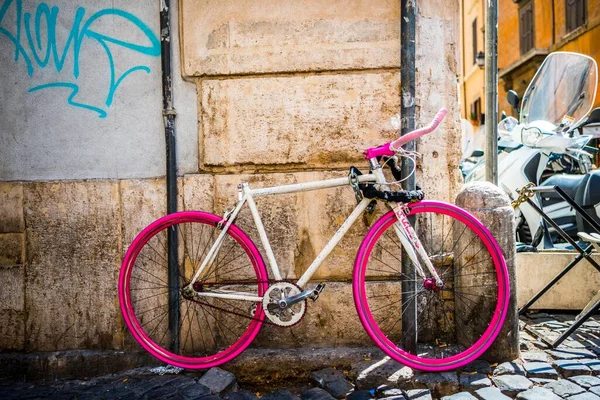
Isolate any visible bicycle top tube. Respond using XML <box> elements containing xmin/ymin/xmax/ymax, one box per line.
<box><xmin>363</xmin><ymin>108</ymin><xmax>448</xmax><ymax>160</ymax></box>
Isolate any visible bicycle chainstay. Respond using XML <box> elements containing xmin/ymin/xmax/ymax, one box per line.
<box><xmin>185</xmin><ymin>279</ymin><xmax>301</xmax><ymax>327</ymax></box>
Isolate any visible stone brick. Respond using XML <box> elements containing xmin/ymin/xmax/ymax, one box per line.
<box><xmin>180</xmin><ymin>174</ymin><xmax>215</xmax><ymax>213</ymax></box>
<box><xmin>200</xmin><ymin>73</ymin><xmax>400</xmax><ymax>170</ymax></box>
<box><xmin>0</xmin><ymin>183</ymin><xmax>24</xmax><ymax>233</ymax></box>
<box><xmin>0</xmin><ymin>233</ymin><xmax>24</xmax><ymax>265</ymax></box>
<box><xmin>0</xmin><ymin>309</ymin><xmax>24</xmax><ymax>350</ymax></box>
<box><xmin>0</xmin><ymin>265</ymin><xmax>24</xmax><ymax>311</ymax></box>
<box><xmin>181</xmin><ymin>0</ymin><xmax>400</xmax><ymax>76</ymax></box>
<box><xmin>23</xmin><ymin>181</ymin><xmax>121</xmax><ymax>351</ymax></box>
<box><xmin>120</xmin><ymin>178</ymin><xmax>166</xmax><ymax>248</ymax></box>
<box><xmin>350</xmin><ymin>357</ymin><xmax>413</xmax><ymax>390</ymax></box>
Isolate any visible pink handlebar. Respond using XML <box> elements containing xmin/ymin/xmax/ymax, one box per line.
<box><xmin>389</xmin><ymin>108</ymin><xmax>448</xmax><ymax>151</ymax></box>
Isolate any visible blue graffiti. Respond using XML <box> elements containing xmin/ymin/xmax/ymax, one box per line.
<box><xmin>0</xmin><ymin>0</ymin><xmax>161</xmax><ymax>118</ymax></box>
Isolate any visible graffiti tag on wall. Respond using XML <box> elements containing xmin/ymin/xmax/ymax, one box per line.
<box><xmin>0</xmin><ymin>0</ymin><xmax>160</xmax><ymax>118</ymax></box>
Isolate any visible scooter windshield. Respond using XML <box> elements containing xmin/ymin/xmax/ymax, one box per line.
<box><xmin>520</xmin><ymin>52</ymin><xmax>598</xmax><ymax>129</ymax></box>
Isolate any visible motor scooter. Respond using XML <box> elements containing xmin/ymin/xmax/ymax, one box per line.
<box><xmin>465</xmin><ymin>52</ymin><xmax>600</xmax><ymax>249</ymax></box>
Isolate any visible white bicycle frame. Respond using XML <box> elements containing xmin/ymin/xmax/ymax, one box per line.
<box><xmin>185</xmin><ymin>164</ymin><xmax>443</xmax><ymax>302</ymax></box>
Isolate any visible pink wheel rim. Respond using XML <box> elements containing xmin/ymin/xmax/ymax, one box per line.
<box><xmin>353</xmin><ymin>201</ymin><xmax>510</xmax><ymax>371</ymax></box>
<box><xmin>118</xmin><ymin>211</ymin><xmax>268</xmax><ymax>369</ymax></box>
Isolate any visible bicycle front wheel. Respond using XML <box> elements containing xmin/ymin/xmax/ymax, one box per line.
<box><xmin>119</xmin><ymin>211</ymin><xmax>268</xmax><ymax>369</ymax></box>
<box><xmin>353</xmin><ymin>201</ymin><xmax>509</xmax><ymax>371</ymax></box>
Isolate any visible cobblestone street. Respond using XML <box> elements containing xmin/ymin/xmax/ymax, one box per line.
<box><xmin>3</xmin><ymin>314</ymin><xmax>600</xmax><ymax>400</ymax></box>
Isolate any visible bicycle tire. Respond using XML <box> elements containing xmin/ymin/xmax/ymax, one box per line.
<box><xmin>119</xmin><ymin>211</ymin><xmax>268</xmax><ymax>369</ymax></box>
<box><xmin>353</xmin><ymin>201</ymin><xmax>509</xmax><ymax>371</ymax></box>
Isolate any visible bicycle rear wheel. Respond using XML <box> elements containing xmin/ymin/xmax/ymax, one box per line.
<box><xmin>353</xmin><ymin>201</ymin><xmax>509</xmax><ymax>371</ymax></box>
<box><xmin>119</xmin><ymin>211</ymin><xmax>268</xmax><ymax>369</ymax></box>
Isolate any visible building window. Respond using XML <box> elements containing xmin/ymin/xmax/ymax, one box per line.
<box><xmin>470</xmin><ymin>98</ymin><xmax>484</xmax><ymax>125</ymax></box>
<box><xmin>566</xmin><ymin>0</ymin><xmax>586</xmax><ymax>32</ymax></box>
<box><xmin>519</xmin><ymin>1</ymin><xmax>534</xmax><ymax>55</ymax></box>
<box><xmin>472</xmin><ymin>18</ymin><xmax>478</xmax><ymax>65</ymax></box>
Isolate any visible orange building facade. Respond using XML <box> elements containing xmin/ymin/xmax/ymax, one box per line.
<box><xmin>460</xmin><ymin>0</ymin><xmax>600</xmax><ymax>123</ymax></box>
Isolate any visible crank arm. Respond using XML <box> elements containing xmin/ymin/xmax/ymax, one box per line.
<box><xmin>276</xmin><ymin>283</ymin><xmax>326</xmax><ymax>308</ymax></box>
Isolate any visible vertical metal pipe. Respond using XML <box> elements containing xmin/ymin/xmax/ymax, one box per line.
<box><xmin>160</xmin><ymin>0</ymin><xmax>179</xmax><ymax>353</ymax></box>
<box><xmin>400</xmin><ymin>0</ymin><xmax>417</xmax><ymax>353</ymax></box>
<box><xmin>485</xmin><ymin>0</ymin><xmax>498</xmax><ymax>184</ymax></box>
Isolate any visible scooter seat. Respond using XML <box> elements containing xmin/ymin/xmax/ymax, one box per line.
<box><xmin>578</xmin><ymin>232</ymin><xmax>600</xmax><ymax>252</ymax></box>
<box><xmin>540</xmin><ymin>174</ymin><xmax>586</xmax><ymax>206</ymax></box>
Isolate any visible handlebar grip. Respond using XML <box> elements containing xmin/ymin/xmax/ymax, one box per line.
<box><xmin>389</xmin><ymin>108</ymin><xmax>448</xmax><ymax>151</ymax></box>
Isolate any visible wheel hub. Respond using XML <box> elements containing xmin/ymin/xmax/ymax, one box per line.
<box><xmin>423</xmin><ymin>278</ymin><xmax>442</xmax><ymax>291</ymax></box>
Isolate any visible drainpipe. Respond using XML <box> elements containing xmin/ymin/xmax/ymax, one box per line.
<box><xmin>160</xmin><ymin>0</ymin><xmax>179</xmax><ymax>353</ymax></box>
<box><xmin>484</xmin><ymin>0</ymin><xmax>498</xmax><ymax>184</ymax></box>
<box><xmin>400</xmin><ymin>0</ymin><xmax>417</xmax><ymax>353</ymax></box>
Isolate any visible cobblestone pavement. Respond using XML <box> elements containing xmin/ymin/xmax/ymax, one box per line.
<box><xmin>3</xmin><ymin>313</ymin><xmax>600</xmax><ymax>400</ymax></box>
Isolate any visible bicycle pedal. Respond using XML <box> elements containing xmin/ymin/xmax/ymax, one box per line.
<box><xmin>309</xmin><ymin>283</ymin><xmax>326</xmax><ymax>301</ymax></box>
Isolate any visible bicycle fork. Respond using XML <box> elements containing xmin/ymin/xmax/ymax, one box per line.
<box><xmin>392</xmin><ymin>203</ymin><xmax>444</xmax><ymax>288</ymax></box>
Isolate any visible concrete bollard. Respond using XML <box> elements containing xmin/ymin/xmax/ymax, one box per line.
<box><xmin>455</xmin><ymin>181</ymin><xmax>519</xmax><ymax>362</ymax></box>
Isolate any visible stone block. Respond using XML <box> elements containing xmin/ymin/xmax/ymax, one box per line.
<box><xmin>474</xmin><ymin>386</ymin><xmax>511</xmax><ymax>400</ymax></box>
<box><xmin>225</xmin><ymin>390</ymin><xmax>259</xmax><ymax>400</ymax></box>
<box><xmin>198</xmin><ymin>367</ymin><xmax>237</xmax><ymax>396</ymax></box>
<box><xmin>405</xmin><ymin>389</ymin><xmax>432</xmax><ymax>400</ymax></box>
<box><xmin>0</xmin><ymin>183</ymin><xmax>24</xmax><ymax>233</ymax></box>
<box><xmin>350</xmin><ymin>357</ymin><xmax>413</xmax><ymax>390</ymax></box>
<box><xmin>491</xmin><ymin>375</ymin><xmax>533</xmax><ymax>397</ymax></box>
<box><xmin>0</xmin><ymin>309</ymin><xmax>24</xmax><ymax>350</ymax></box>
<box><xmin>553</xmin><ymin>359</ymin><xmax>592</xmax><ymax>378</ymax></box>
<box><xmin>23</xmin><ymin>181</ymin><xmax>121</xmax><ymax>351</ymax></box>
<box><xmin>493</xmin><ymin>361</ymin><xmax>526</xmax><ymax>376</ymax></box>
<box><xmin>569</xmin><ymin>375</ymin><xmax>600</xmax><ymax>389</ymax></box>
<box><xmin>580</xmin><ymin>359</ymin><xmax>600</xmax><ymax>375</ymax></box>
<box><xmin>440</xmin><ymin>393</ymin><xmax>477</xmax><ymax>400</ymax></box>
<box><xmin>200</xmin><ymin>73</ymin><xmax>400</xmax><ymax>170</ymax></box>
<box><xmin>301</xmin><ymin>388</ymin><xmax>336</xmax><ymax>400</ymax></box>
<box><xmin>120</xmin><ymin>178</ymin><xmax>166</xmax><ymax>247</ymax></box>
<box><xmin>413</xmin><ymin>372</ymin><xmax>460</xmax><ymax>398</ymax></box>
<box><xmin>515</xmin><ymin>387</ymin><xmax>561</xmax><ymax>400</ymax></box>
<box><xmin>0</xmin><ymin>265</ymin><xmax>24</xmax><ymax>311</ymax></box>
<box><xmin>459</xmin><ymin>373</ymin><xmax>491</xmax><ymax>391</ymax></box>
<box><xmin>548</xmin><ymin>348</ymin><xmax>596</xmax><ymax>360</ymax></box>
<box><xmin>0</xmin><ymin>233</ymin><xmax>24</xmax><ymax>265</ymax></box>
<box><xmin>517</xmin><ymin>252</ymin><xmax>600</xmax><ymax>310</ymax></box>
<box><xmin>522</xmin><ymin>362</ymin><xmax>558</xmax><ymax>379</ymax></box>
<box><xmin>180</xmin><ymin>174</ymin><xmax>215</xmax><ymax>212</ymax></box>
<box><xmin>262</xmin><ymin>390</ymin><xmax>302</xmax><ymax>400</ymax></box>
<box><xmin>544</xmin><ymin>379</ymin><xmax>585</xmax><ymax>397</ymax></box>
<box><xmin>310</xmin><ymin>367</ymin><xmax>354</xmax><ymax>398</ymax></box>
<box><xmin>455</xmin><ymin>182</ymin><xmax>519</xmax><ymax>363</ymax></box>
<box><xmin>181</xmin><ymin>0</ymin><xmax>399</xmax><ymax>76</ymax></box>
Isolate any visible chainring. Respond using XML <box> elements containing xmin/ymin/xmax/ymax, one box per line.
<box><xmin>262</xmin><ymin>282</ymin><xmax>306</xmax><ymax>327</ymax></box>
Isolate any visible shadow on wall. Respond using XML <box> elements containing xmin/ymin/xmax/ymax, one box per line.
<box><xmin>0</xmin><ymin>0</ymin><xmax>160</xmax><ymax>118</ymax></box>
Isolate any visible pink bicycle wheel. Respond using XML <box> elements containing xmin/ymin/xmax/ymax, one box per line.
<box><xmin>353</xmin><ymin>201</ymin><xmax>509</xmax><ymax>371</ymax></box>
<box><xmin>119</xmin><ymin>211</ymin><xmax>268</xmax><ymax>369</ymax></box>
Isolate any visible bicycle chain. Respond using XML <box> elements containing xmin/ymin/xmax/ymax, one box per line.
<box><xmin>185</xmin><ymin>279</ymin><xmax>305</xmax><ymax>327</ymax></box>
<box><xmin>511</xmin><ymin>182</ymin><xmax>535</xmax><ymax>209</ymax></box>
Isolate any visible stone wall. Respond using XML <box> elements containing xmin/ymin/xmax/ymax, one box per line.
<box><xmin>0</xmin><ymin>0</ymin><xmax>463</xmax><ymax>353</ymax></box>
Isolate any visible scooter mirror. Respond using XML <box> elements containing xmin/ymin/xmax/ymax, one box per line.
<box><xmin>586</xmin><ymin>108</ymin><xmax>600</xmax><ymax>125</ymax></box>
<box><xmin>507</xmin><ymin>90</ymin><xmax>520</xmax><ymax>113</ymax></box>
<box><xmin>471</xmin><ymin>150</ymin><xmax>484</xmax><ymax>157</ymax></box>
<box><xmin>572</xmin><ymin>107</ymin><xmax>600</xmax><ymax>133</ymax></box>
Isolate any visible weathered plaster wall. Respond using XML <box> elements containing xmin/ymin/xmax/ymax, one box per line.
<box><xmin>0</xmin><ymin>0</ymin><xmax>463</xmax><ymax>353</ymax></box>
<box><xmin>0</xmin><ymin>0</ymin><xmax>198</xmax><ymax>180</ymax></box>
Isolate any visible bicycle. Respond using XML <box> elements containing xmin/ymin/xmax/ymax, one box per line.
<box><xmin>118</xmin><ymin>108</ymin><xmax>510</xmax><ymax>372</ymax></box>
